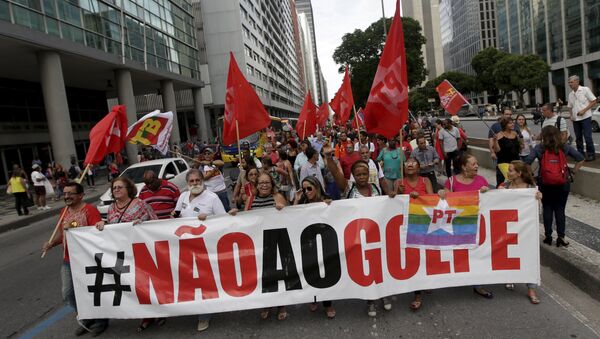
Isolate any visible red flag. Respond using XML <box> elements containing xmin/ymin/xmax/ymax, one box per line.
<box><xmin>84</xmin><ymin>105</ymin><xmax>128</xmax><ymax>165</ymax></box>
<box><xmin>351</xmin><ymin>107</ymin><xmax>366</xmax><ymax>129</ymax></box>
<box><xmin>296</xmin><ymin>92</ymin><xmax>317</xmax><ymax>140</ymax></box>
<box><xmin>329</xmin><ymin>67</ymin><xmax>355</xmax><ymax>126</ymax></box>
<box><xmin>222</xmin><ymin>52</ymin><xmax>271</xmax><ymax>145</ymax></box>
<box><xmin>436</xmin><ymin>80</ymin><xmax>469</xmax><ymax>115</ymax></box>
<box><xmin>316</xmin><ymin>102</ymin><xmax>330</xmax><ymax>128</ymax></box>
<box><xmin>364</xmin><ymin>0</ymin><xmax>409</xmax><ymax>139</ymax></box>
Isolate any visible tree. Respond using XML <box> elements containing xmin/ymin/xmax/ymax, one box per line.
<box><xmin>333</xmin><ymin>17</ymin><xmax>427</xmax><ymax>107</ymax></box>
<box><xmin>408</xmin><ymin>90</ymin><xmax>429</xmax><ymax>113</ymax></box>
<box><xmin>471</xmin><ymin>48</ymin><xmax>508</xmax><ymax>103</ymax></box>
<box><xmin>493</xmin><ymin>54</ymin><xmax>550</xmax><ymax>107</ymax></box>
<box><xmin>424</xmin><ymin>71</ymin><xmax>478</xmax><ymax>97</ymax></box>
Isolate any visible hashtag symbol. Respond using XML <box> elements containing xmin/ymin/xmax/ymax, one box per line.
<box><xmin>85</xmin><ymin>251</ymin><xmax>131</xmax><ymax>306</ymax></box>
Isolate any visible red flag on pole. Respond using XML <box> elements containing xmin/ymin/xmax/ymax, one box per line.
<box><xmin>351</xmin><ymin>107</ymin><xmax>366</xmax><ymax>129</ymax></box>
<box><xmin>329</xmin><ymin>67</ymin><xmax>355</xmax><ymax>126</ymax></box>
<box><xmin>436</xmin><ymin>79</ymin><xmax>469</xmax><ymax>115</ymax></box>
<box><xmin>84</xmin><ymin>105</ymin><xmax>128</xmax><ymax>165</ymax></box>
<box><xmin>316</xmin><ymin>102</ymin><xmax>330</xmax><ymax>128</ymax></box>
<box><xmin>296</xmin><ymin>92</ymin><xmax>317</xmax><ymax>140</ymax></box>
<box><xmin>222</xmin><ymin>52</ymin><xmax>271</xmax><ymax>145</ymax></box>
<box><xmin>364</xmin><ymin>0</ymin><xmax>409</xmax><ymax>139</ymax></box>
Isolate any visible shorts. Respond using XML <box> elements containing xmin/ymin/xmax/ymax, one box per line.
<box><xmin>34</xmin><ymin>185</ymin><xmax>46</xmax><ymax>196</ymax></box>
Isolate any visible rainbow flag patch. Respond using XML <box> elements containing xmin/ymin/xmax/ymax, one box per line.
<box><xmin>406</xmin><ymin>192</ymin><xmax>479</xmax><ymax>249</ymax></box>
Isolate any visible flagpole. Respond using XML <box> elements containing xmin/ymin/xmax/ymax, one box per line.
<box><xmin>41</xmin><ymin>163</ymin><xmax>90</xmax><ymax>259</ymax></box>
<box><xmin>399</xmin><ymin>127</ymin><xmax>404</xmax><ymax>181</ymax></box>
<box><xmin>235</xmin><ymin>120</ymin><xmax>243</xmax><ymax>164</ymax></box>
<box><xmin>302</xmin><ymin>122</ymin><xmax>306</xmax><ymax>141</ymax></box>
<box><xmin>353</xmin><ymin>105</ymin><xmax>360</xmax><ymax>135</ymax></box>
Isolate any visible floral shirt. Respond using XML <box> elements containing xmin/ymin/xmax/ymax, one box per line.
<box><xmin>107</xmin><ymin>198</ymin><xmax>157</xmax><ymax>224</ymax></box>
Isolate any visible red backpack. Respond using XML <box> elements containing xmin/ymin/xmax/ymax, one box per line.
<box><xmin>540</xmin><ymin>149</ymin><xmax>568</xmax><ymax>185</ymax></box>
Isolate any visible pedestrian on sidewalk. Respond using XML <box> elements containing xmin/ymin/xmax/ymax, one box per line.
<box><xmin>41</xmin><ymin>182</ymin><xmax>104</xmax><ymax>336</ymax></box>
<box><xmin>31</xmin><ymin>164</ymin><xmax>50</xmax><ymax>210</ymax></box>
<box><xmin>491</xmin><ymin>118</ymin><xmax>522</xmax><ymax>186</ymax></box>
<box><xmin>524</xmin><ymin>126</ymin><xmax>585</xmax><ymax>247</ymax></box>
<box><xmin>7</xmin><ymin>165</ymin><xmax>29</xmax><ymax>216</ymax></box>
<box><xmin>567</xmin><ymin>75</ymin><xmax>596</xmax><ymax>162</ymax></box>
<box><xmin>438</xmin><ymin>118</ymin><xmax>461</xmax><ymax>178</ymax></box>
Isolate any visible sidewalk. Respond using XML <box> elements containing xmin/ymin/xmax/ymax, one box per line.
<box><xmin>439</xmin><ymin>166</ymin><xmax>600</xmax><ymax>301</ymax></box>
<box><xmin>0</xmin><ymin>174</ymin><xmax>111</xmax><ymax>234</ymax></box>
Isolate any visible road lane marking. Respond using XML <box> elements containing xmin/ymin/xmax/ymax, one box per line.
<box><xmin>540</xmin><ymin>285</ymin><xmax>600</xmax><ymax>337</ymax></box>
<box><xmin>18</xmin><ymin>306</ymin><xmax>73</xmax><ymax>339</ymax></box>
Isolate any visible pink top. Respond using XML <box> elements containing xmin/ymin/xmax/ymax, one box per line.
<box><xmin>444</xmin><ymin>175</ymin><xmax>489</xmax><ymax>192</ymax></box>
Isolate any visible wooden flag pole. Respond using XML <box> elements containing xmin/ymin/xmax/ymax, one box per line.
<box><xmin>41</xmin><ymin>163</ymin><xmax>91</xmax><ymax>258</ymax></box>
<box><xmin>399</xmin><ymin>128</ymin><xmax>404</xmax><ymax>181</ymax></box>
<box><xmin>302</xmin><ymin>122</ymin><xmax>307</xmax><ymax>141</ymax></box>
<box><xmin>353</xmin><ymin>105</ymin><xmax>360</xmax><ymax>136</ymax></box>
<box><xmin>235</xmin><ymin>120</ymin><xmax>243</xmax><ymax>164</ymax></box>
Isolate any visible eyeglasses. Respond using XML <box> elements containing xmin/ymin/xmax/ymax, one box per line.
<box><xmin>405</xmin><ymin>162</ymin><xmax>418</xmax><ymax>167</ymax></box>
<box><xmin>302</xmin><ymin>186</ymin><xmax>314</xmax><ymax>193</ymax></box>
<box><xmin>257</xmin><ymin>181</ymin><xmax>271</xmax><ymax>186</ymax></box>
<box><xmin>111</xmin><ymin>186</ymin><xmax>124</xmax><ymax>190</ymax></box>
<box><xmin>63</xmin><ymin>192</ymin><xmax>82</xmax><ymax>196</ymax></box>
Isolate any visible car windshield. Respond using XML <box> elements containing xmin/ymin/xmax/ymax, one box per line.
<box><xmin>119</xmin><ymin>165</ymin><xmax>162</xmax><ymax>183</ymax></box>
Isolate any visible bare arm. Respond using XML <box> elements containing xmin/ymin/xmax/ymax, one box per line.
<box><xmin>322</xmin><ymin>145</ymin><xmax>348</xmax><ymax>192</ymax></box>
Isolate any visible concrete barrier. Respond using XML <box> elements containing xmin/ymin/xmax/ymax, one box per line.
<box><xmin>467</xmin><ymin>146</ymin><xmax>600</xmax><ymax>201</ymax></box>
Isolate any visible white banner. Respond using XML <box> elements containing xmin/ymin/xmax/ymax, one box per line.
<box><xmin>67</xmin><ymin>189</ymin><xmax>540</xmax><ymax>319</ymax></box>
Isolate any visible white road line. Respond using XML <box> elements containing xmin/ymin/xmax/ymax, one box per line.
<box><xmin>539</xmin><ymin>285</ymin><xmax>600</xmax><ymax>337</ymax></box>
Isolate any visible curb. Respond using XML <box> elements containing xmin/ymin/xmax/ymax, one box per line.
<box><xmin>0</xmin><ymin>190</ymin><xmax>106</xmax><ymax>234</ymax></box>
<box><xmin>539</xmin><ymin>236</ymin><xmax>600</xmax><ymax>302</ymax></box>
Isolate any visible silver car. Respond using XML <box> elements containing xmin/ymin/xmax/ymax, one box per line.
<box><xmin>592</xmin><ymin>106</ymin><xmax>600</xmax><ymax>132</ymax></box>
<box><xmin>98</xmin><ymin>158</ymin><xmax>190</xmax><ymax>218</ymax></box>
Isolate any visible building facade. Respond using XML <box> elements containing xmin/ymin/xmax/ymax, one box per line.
<box><xmin>402</xmin><ymin>0</ymin><xmax>445</xmax><ymax>81</ymax></box>
<box><xmin>496</xmin><ymin>0</ymin><xmax>600</xmax><ymax>104</ymax></box>
<box><xmin>439</xmin><ymin>0</ymin><xmax>497</xmax><ymax>76</ymax></box>
<box><xmin>0</xmin><ymin>0</ymin><xmax>206</xmax><ymax>185</ymax></box>
<box><xmin>295</xmin><ymin>0</ymin><xmax>327</xmax><ymax>105</ymax></box>
<box><xmin>194</xmin><ymin>0</ymin><xmax>306</xmax><ymax>133</ymax></box>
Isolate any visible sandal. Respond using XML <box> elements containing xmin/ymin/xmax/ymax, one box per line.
<box><xmin>277</xmin><ymin>306</ymin><xmax>288</xmax><ymax>321</ymax></box>
<box><xmin>260</xmin><ymin>308</ymin><xmax>270</xmax><ymax>320</ymax></box>
<box><xmin>528</xmin><ymin>293</ymin><xmax>540</xmax><ymax>304</ymax></box>
<box><xmin>309</xmin><ymin>302</ymin><xmax>318</xmax><ymax>312</ymax></box>
<box><xmin>137</xmin><ymin>318</ymin><xmax>154</xmax><ymax>332</ymax></box>
<box><xmin>473</xmin><ymin>287</ymin><xmax>494</xmax><ymax>299</ymax></box>
<box><xmin>505</xmin><ymin>283</ymin><xmax>515</xmax><ymax>290</ymax></box>
<box><xmin>409</xmin><ymin>300</ymin><xmax>422</xmax><ymax>311</ymax></box>
<box><xmin>325</xmin><ymin>306</ymin><xmax>336</xmax><ymax>319</ymax></box>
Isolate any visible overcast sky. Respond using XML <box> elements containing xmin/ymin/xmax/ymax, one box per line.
<box><xmin>312</xmin><ymin>0</ymin><xmax>399</xmax><ymax>101</ymax></box>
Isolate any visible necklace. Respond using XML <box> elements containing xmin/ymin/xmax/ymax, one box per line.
<box><xmin>115</xmin><ymin>198</ymin><xmax>132</xmax><ymax>210</ymax></box>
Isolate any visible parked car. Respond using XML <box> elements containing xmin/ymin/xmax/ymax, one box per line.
<box><xmin>592</xmin><ymin>106</ymin><xmax>600</xmax><ymax>132</ymax></box>
<box><xmin>97</xmin><ymin>158</ymin><xmax>190</xmax><ymax>217</ymax></box>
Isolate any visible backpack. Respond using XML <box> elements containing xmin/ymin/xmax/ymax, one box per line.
<box><xmin>68</xmin><ymin>165</ymin><xmax>78</xmax><ymax>179</ymax></box>
<box><xmin>539</xmin><ymin>148</ymin><xmax>568</xmax><ymax>185</ymax></box>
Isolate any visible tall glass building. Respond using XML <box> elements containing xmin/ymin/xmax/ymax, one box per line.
<box><xmin>0</xmin><ymin>0</ymin><xmax>206</xmax><ymax>184</ymax></box>
<box><xmin>496</xmin><ymin>0</ymin><xmax>600</xmax><ymax>103</ymax></box>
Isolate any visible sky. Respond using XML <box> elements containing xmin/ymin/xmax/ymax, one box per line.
<box><xmin>312</xmin><ymin>0</ymin><xmax>399</xmax><ymax>101</ymax></box>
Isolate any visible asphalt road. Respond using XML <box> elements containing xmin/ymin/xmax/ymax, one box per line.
<box><xmin>2</xmin><ymin>216</ymin><xmax>600</xmax><ymax>338</ymax></box>
<box><xmin>459</xmin><ymin>118</ymin><xmax>600</xmax><ymax>154</ymax></box>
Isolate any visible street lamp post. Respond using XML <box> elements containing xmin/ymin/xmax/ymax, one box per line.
<box><xmin>381</xmin><ymin>0</ymin><xmax>387</xmax><ymax>38</ymax></box>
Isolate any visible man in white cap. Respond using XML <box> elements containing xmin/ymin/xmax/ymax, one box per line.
<box><xmin>31</xmin><ymin>164</ymin><xmax>50</xmax><ymax>210</ymax></box>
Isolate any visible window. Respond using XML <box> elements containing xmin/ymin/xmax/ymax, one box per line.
<box><xmin>175</xmin><ymin>160</ymin><xmax>188</xmax><ymax>173</ymax></box>
<box><xmin>163</xmin><ymin>162</ymin><xmax>177</xmax><ymax>179</ymax></box>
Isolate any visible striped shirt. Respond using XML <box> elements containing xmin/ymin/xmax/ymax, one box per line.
<box><xmin>250</xmin><ymin>194</ymin><xmax>276</xmax><ymax>210</ymax></box>
<box><xmin>139</xmin><ymin>180</ymin><xmax>181</xmax><ymax>219</ymax></box>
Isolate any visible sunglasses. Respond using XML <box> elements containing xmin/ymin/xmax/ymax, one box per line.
<box><xmin>302</xmin><ymin>186</ymin><xmax>314</xmax><ymax>193</ymax></box>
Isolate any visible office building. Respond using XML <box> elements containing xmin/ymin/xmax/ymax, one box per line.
<box><xmin>496</xmin><ymin>0</ymin><xmax>600</xmax><ymax>104</ymax></box>
<box><xmin>194</xmin><ymin>0</ymin><xmax>306</xmax><ymax>129</ymax></box>
<box><xmin>439</xmin><ymin>0</ymin><xmax>497</xmax><ymax>76</ymax></box>
<box><xmin>402</xmin><ymin>0</ymin><xmax>445</xmax><ymax>80</ymax></box>
<box><xmin>0</xmin><ymin>0</ymin><xmax>206</xmax><ymax>185</ymax></box>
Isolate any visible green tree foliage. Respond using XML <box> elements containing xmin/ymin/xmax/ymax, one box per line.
<box><xmin>493</xmin><ymin>54</ymin><xmax>550</xmax><ymax>107</ymax></box>
<box><xmin>333</xmin><ymin>17</ymin><xmax>427</xmax><ymax>107</ymax></box>
<box><xmin>408</xmin><ymin>90</ymin><xmax>430</xmax><ymax>113</ymax></box>
<box><xmin>471</xmin><ymin>47</ymin><xmax>508</xmax><ymax>101</ymax></box>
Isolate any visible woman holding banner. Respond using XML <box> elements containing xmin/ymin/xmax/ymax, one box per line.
<box><xmin>395</xmin><ymin>157</ymin><xmax>434</xmax><ymax>311</ymax></box>
<box><xmin>95</xmin><ymin>177</ymin><xmax>158</xmax><ymax>332</ymax></box>
<box><xmin>322</xmin><ymin>143</ymin><xmax>395</xmax><ymax>317</ymax></box>
<box><xmin>229</xmin><ymin>172</ymin><xmax>288</xmax><ymax>320</ymax></box>
<box><xmin>293</xmin><ymin>176</ymin><xmax>336</xmax><ymax>318</ymax></box>
<box><xmin>498</xmin><ymin>160</ymin><xmax>541</xmax><ymax>304</ymax></box>
<box><xmin>439</xmin><ymin>154</ymin><xmax>494</xmax><ymax>299</ymax></box>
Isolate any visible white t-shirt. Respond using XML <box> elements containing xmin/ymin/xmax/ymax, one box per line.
<box><xmin>203</xmin><ymin>165</ymin><xmax>227</xmax><ymax>192</ymax></box>
<box><xmin>354</xmin><ymin>141</ymin><xmax>375</xmax><ymax>153</ymax></box>
<box><xmin>175</xmin><ymin>190</ymin><xmax>226</xmax><ymax>218</ymax></box>
<box><xmin>568</xmin><ymin>85</ymin><xmax>596</xmax><ymax>121</ymax></box>
<box><xmin>349</xmin><ymin>159</ymin><xmax>384</xmax><ymax>189</ymax></box>
<box><xmin>438</xmin><ymin>127</ymin><xmax>459</xmax><ymax>152</ymax></box>
<box><xmin>31</xmin><ymin>170</ymin><xmax>46</xmax><ymax>187</ymax></box>
<box><xmin>542</xmin><ymin>114</ymin><xmax>568</xmax><ymax>133</ymax></box>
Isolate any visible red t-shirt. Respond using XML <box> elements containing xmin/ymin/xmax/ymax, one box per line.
<box><xmin>401</xmin><ymin>176</ymin><xmax>428</xmax><ymax>195</ymax></box>
<box><xmin>139</xmin><ymin>179</ymin><xmax>181</xmax><ymax>219</ymax></box>
<box><xmin>58</xmin><ymin>204</ymin><xmax>102</xmax><ymax>262</ymax></box>
<box><xmin>340</xmin><ymin>152</ymin><xmax>362</xmax><ymax>179</ymax></box>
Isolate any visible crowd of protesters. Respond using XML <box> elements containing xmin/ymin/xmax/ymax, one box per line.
<box><xmin>35</xmin><ymin>103</ymin><xmax>592</xmax><ymax>335</ymax></box>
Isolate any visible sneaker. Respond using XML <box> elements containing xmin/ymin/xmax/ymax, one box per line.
<box><xmin>36</xmin><ymin>206</ymin><xmax>43</xmax><ymax>210</ymax></box>
<box><xmin>43</xmin><ymin>206</ymin><xmax>51</xmax><ymax>210</ymax></box>
<box><xmin>197</xmin><ymin>319</ymin><xmax>210</xmax><ymax>332</ymax></box>
<box><xmin>367</xmin><ymin>303</ymin><xmax>377</xmax><ymax>317</ymax></box>
<box><xmin>382</xmin><ymin>297</ymin><xmax>392</xmax><ymax>311</ymax></box>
